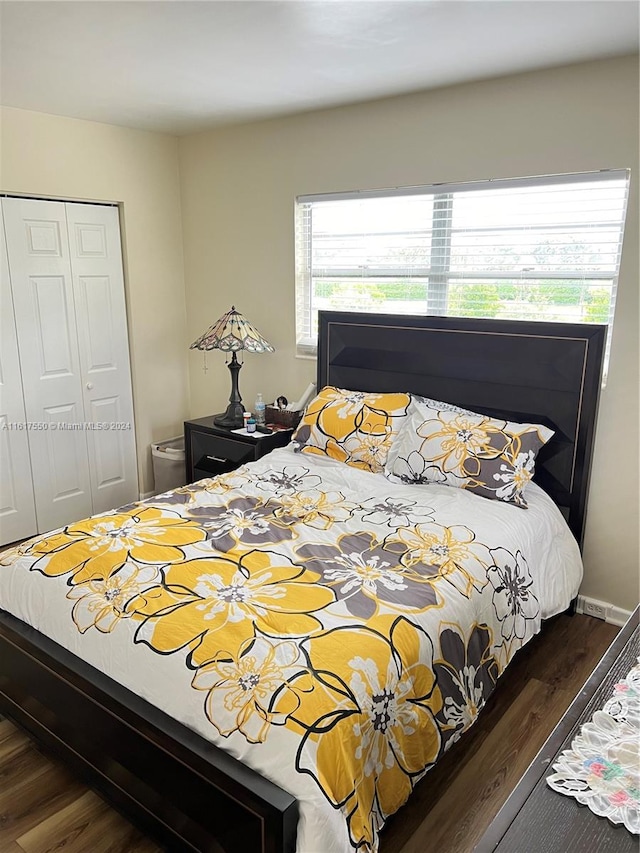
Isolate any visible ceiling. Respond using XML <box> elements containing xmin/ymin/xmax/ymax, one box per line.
<box><xmin>1</xmin><ymin>1</ymin><xmax>638</xmax><ymax>136</ymax></box>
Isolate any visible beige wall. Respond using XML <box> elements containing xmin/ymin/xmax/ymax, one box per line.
<box><xmin>1</xmin><ymin>106</ymin><xmax>189</xmax><ymax>494</ymax></box>
<box><xmin>179</xmin><ymin>55</ymin><xmax>639</xmax><ymax>610</ymax></box>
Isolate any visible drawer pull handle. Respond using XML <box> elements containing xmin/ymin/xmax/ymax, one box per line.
<box><xmin>205</xmin><ymin>455</ymin><xmax>227</xmax><ymax>463</ymax></box>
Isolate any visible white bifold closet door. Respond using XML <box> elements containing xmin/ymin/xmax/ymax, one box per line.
<box><xmin>0</xmin><ymin>203</ymin><xmax>38</xmax><ymax>543</ymax></box>
<box><xmin>1</xmin><ymin>198</ymin><xmax>137</xmax><ymax>541</ymax></box>
<box><xmin>65</xmin><ymin>203</ymin><xmax>137</xmax><ymax>516</ymax></box>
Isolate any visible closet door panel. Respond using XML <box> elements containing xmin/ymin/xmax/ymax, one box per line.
<box><xmin>0</xmin><ymin>205</ymin><xmax>37</xmax><ymax>545</ymax></box>
<box><xmin>3</xmin><ymin>198</ymin><xmax>93</xmax><ymax>532</ymax></box>
<box><xmin>67</xmin><ymin>203</ymin><xmax>138</xmax><ymax>511</ymax></box>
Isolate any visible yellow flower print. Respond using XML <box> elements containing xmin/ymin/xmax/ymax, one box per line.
<box><xmin>341</xmin><ymin>427</ymin><xmax>393</xmax><ymax>473</ymax></box>
<box><xmin>300</xmin><ymin>387</ymin><xmax>410</xmax><ymax>443</ymax></box>
<box><xmin>295</xmin><ymin>387</ymin><xmax>410</xmax><ymax>472</ymax></box>
<box><xmin>304</xmin><ymin>387</ymin><xmax>372</xmax><ymax>439</ymax></box>
<box><xmin>156</xmin><ymin>470</ymin><xmax>254</xmax><ymax>509</ymax></box>
<box><xmin>319</xmin><ymin>389</ymin><xmax>409</xmax><ymax>442</ymax></box>
<box><xmin>134</xmin><ymin>549</ymin><xmax>335</xmax><ymax>666</ymax></box>
<box><xmin>201</xmin><ymin>468</ymin><xmax>253</xmax><ymax>495</ymax></box>
<box><xmin>271</xmin><ymin>489</ymin><xmax>354</xmax><ymax>530</ymax></box>
<box><xmin>296</xmin><ymin>618</ymin><xmax>442</xmax><ymax>851</ymax></box>
<box><xmin>324</xmin><ymin>388</ymin><xmax>372</xmax><ymax>421</ymax></box>
<box><xmin>192</xmin><ymin>634</ymin><xmax>308</xmax><ymax>743</ymax></box>
<box><xmin>390</xmin><ymin>523</ymin><xmax>489</xmax><ymax>598</ymax></box>
<box><xmin>300</xmin><ymin>437</ymin><xmax>350</xmax><ymax>465</ymax></box>
<box><xmin>67</xmin><ymin>562</ymin><xmax>160</xmax><ymax>633</ymax></box>
<box><xmin>418</xmin><ymin>413</ymin><xmax>506</xmax><ymax>475</ymax></box>
<box><xmin>28</xmin><ymin>507</ymin><xmax>207</xmax><ymax>584</ymax></box>
<box><xmin>0</xmin><ymin>536</ymin><xmax>38</xmax><ymax>565</ymax></box>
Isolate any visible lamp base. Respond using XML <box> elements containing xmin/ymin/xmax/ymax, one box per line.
<box><xmin>214</xmin><ymin>351</ymin><xmax>244</xmax><ymax>429</ymax></box>
<box><xmin>214</xmin><ymin>406</ymin><xmax>244</xmax><ymax>430</ymax></box>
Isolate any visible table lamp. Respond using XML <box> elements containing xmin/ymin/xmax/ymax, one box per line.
<box><xmin>190</xmin><ymin>306</ymin><xmax>274</xmax><ymax>429</ymax></box>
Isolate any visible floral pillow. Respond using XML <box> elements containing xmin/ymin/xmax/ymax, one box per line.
<box><xmin>292</xmin><ymin>386</ymin><xmax>411</xmax><ymax>474</ymax></box>
<box><xmin>385</xmin><ymin>396</ymin><xmax>554</xmax><ymax>508</ymax></box>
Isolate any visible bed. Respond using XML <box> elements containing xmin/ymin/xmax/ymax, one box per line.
<box><xmin>0</xmin><ymin>312</ymin><xmax>605</xmax><ymax>853</ymax></box>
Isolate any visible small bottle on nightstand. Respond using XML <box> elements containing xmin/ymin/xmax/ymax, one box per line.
<box><xmin>254</xmin><ymin>393</ymin><xmax>266</xmax><ymax>425</ymax></box>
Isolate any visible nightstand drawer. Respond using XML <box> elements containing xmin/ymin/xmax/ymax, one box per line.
<box><xmin>190</xmin><ymin>433</ymin><xmax>256</xmax><ymax>475</ymax></box>
<box><xmin>194</xmin><ymin>460</ymin><xmax>236</xmax><ymax>479</ymax></box>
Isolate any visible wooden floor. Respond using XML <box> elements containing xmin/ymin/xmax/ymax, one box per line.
<box><xmin>0</xmin><ymin>613</ymin><xmax>618</xmax><ymax>853</ymax></box>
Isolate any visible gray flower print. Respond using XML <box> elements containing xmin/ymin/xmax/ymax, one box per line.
<box><xmin>487</xmin><ymin>547</ymin><xmax>540</xmax><ymax>640</ymax></box>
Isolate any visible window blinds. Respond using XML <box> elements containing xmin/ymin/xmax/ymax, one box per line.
<box><xmin>295</xmin><ymin>170</ymin><xmax>630</xmax><ymax>359</ymax></box>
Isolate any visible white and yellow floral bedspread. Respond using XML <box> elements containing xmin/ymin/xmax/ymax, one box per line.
<box><xmin>0</xmin><ymin>446</ymin><xmax>582</xmax><ymax>853</ymax></box>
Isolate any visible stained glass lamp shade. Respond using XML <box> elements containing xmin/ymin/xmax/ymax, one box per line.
<box><xmin>190</xmin><ymin>306</ymin><xmax>274</xmax><ymax>429</ymax></box>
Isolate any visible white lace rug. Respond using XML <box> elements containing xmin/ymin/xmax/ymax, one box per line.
<box><xmin>546</xmin><ymin>658</ymin><xmax>640</xmax><ymax>834</ymax></box>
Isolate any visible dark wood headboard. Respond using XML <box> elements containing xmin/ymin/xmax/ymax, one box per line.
<box><xmin>317</xmin><ymin>311</ymin><xmax>605</xmax><ymax>549</ymax></box>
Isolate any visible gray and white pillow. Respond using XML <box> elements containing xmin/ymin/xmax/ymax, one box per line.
<box><xmin>386</xmin><ymin>396</ymin><xmax>553</xmax><ymax>508</ymax></box>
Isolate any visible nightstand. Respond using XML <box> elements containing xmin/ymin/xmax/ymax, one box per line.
<box><xmin>184</xmin><ymin>416</ymin><xmax>293</xmax><ymax>483</ymax></box>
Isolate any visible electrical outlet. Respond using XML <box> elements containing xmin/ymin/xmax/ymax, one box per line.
<box><xmin>584</xmin><ymin>600</ymin><xmax>607</xmax><ymax>620</ymax></box>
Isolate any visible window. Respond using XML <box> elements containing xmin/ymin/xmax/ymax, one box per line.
<box><xmin>295</xmin><ymin>171</ymin><xmax>630</xmax><ymax>359</ymax></box>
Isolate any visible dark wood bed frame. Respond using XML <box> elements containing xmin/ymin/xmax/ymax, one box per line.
<box><xmin>0</xmin><ymin>313</ymin><xmax>606</xmax><ymax>853</ymax></box>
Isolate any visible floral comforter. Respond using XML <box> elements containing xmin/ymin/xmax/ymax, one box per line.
<box><xmin>0</xmin><ymin>446</ymin><xmax>582</xmax><ymax>852</ymax></box>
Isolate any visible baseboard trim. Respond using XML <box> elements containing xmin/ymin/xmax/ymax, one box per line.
<box><xmin>139</xmin><ymin>490</ymin><xmax>155</xmax><ymax>501</ymax></box>
<box><xmin>576</xmin><ymin>595</ymin><xmax>633</xmax><ymax>627</ymax></box>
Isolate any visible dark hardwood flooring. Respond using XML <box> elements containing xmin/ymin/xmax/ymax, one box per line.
<box><xmin>0</xmin><ymin>613</ymin><xmax>619</xmax><ymax>853</ymax></box>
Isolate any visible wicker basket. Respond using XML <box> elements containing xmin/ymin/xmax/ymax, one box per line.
<box><xmin>265</xmin><ymin>406</ymin><xmax>302</xmax><ymax>429</ymax></box>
